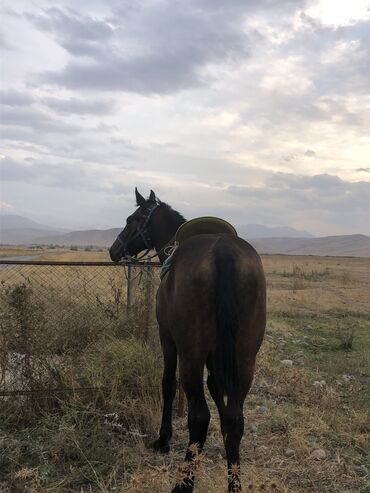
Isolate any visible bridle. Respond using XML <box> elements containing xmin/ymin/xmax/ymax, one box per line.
<box><xmin>116</xmin><ymin>202</ymin><xmax>160</xmax><ymax>261</ymax></box>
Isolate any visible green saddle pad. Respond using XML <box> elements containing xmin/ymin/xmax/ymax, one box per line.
<box><xmin>160</xmin><ymin>217</ymin><xmax>237</xmax><ymax>280</ymax></box>
<box><xmin>175</xmin><ymin>216</ymin><xmax>237</xmax><ymax>243</ymax></box>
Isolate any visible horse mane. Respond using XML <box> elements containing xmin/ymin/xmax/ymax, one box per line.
<box><xmin>158</xmin><ymin>201</ymin><xmax>186</xmax><ymax>231</ymax></box>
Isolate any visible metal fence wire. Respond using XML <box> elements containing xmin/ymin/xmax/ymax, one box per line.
<box><xmin>0</xmin><ymin>260</ymin><xmax>162</xmax><ymax>398</ymax></box>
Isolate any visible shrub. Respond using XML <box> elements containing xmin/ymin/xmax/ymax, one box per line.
<box><xmin>81</xmin><ymin>338</ymin><xmax>162</xmax><ymax>397</ymax></box>
<box><xmin>335</xmin><ymin>319</ymin><xmax>356</xmax><ymax>350</ymax></box>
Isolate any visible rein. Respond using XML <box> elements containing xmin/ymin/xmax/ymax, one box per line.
<box><xmin>121</xmin><ymin>235</ymin><xmax>176</xmax><ymax>264</ymax></box>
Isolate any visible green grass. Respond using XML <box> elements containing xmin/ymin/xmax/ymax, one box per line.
<box><xmin>267</xmin><ymin>311</ymin><xmax>370</xmax><ymax>471</ymax></box>
<box><xmin>269</xmin><ymin>311</ymin><xmax>370</xmax><ymax>409</ymax></box>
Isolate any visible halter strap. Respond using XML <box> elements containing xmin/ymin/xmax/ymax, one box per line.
<box><xmin>116</xmin><ymin>202</ymin><xmax>160</xmax><ymax>258</ymax></box>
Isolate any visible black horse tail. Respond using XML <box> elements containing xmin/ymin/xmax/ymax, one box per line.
<box><xmin>213</xmin><ymin>241</ymin><xmax>239</xmax><ymax>397</ymax></box>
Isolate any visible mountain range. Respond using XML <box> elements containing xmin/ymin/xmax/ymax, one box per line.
<box><xmin>1</xmin><ymin>214</ymin><xmax>369</xmax><ymax>257</ymax></box>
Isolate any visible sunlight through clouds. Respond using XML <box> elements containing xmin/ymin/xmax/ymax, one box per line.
<box><xmin>307</xmin><ymin>0</ymin><xmax>370</xmax><ymax>26</ymax></box>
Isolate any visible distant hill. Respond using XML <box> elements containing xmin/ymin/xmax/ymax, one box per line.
<box><xmin>1</xmin><ymin>216</ymin><xmax>369</xmax><ymax>257</ymax></box>
<box><xmin>238</xmin><ymin>224</ymin><xmax>314</xmax><ymax>238</ymax></box>
<box><xmin>0</xmin><ymin>215</ymin><xmax>66</xmax><ymax>244</ymax></box>
<box><xmin>0</xmin><ymin>214</ymin><xmax>64</xmax><ymax>245</ymax></box>
<box><xmin>24</xmin><ymin>231</ymin><xmax>370</xmax><ymax>258</ymax></box>
<box><xmin>248</xmin><ymin>234</ymin><xmax>370</xmax><ymax>258</ymax></box>
<box><xmin>0</xmin><ymin>228</ymin><xmax>64</xmax><ymax>245</ymax></box>
<box><xmin>0</xmin><ymin>214</ymin><xmax>58</xmax><ymax>231</ymax></box>
<box><xmin>30</xmin><ymin>223</ymin><xmax>314</xmax><ymax>247</ymax></box>
<box><xmin>33</xmin><ymin>228</ymin><xmax>120</xmax><ymax>247</ymax></box>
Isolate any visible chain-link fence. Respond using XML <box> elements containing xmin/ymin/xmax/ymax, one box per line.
<box><xmin>0</xmin><ymin>260</ymin><xmax>162</xmax><ymax>399</ymax></box>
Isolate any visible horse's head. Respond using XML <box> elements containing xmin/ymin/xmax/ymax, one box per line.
<box><xmin>109</xmin><ymin>188</ymin><xmax>160</xmax><ymax>262</ymax></box>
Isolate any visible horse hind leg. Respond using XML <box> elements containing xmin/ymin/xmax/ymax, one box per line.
<box><xmin>222</xmin><ymin>397</ymin><xmax>244</xmax><ymax>493</ymax></box>
<box><xmin>172</xmin><ymin>361</ymin><xmax>210</xmax><ymax>493</ymax></box>
<box><xmin>152</xmin><ymin>335</ymin><xmax>177</xmax><ymax>453</ymax></box>
<box><xmin>222</xmin><ymin>357</ymin><xmax>256</xmax><ymax>493</ymax></box>
<box><xmin>206</xmin><ymin>354</ymin><xmax>226</xmax><ymax>436</ymax></box>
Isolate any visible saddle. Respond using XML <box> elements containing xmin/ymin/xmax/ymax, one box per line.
<box><xmin>160</xmin><ymin>217</ymin><xmax>237</xmax><ymax>279</ymax></box>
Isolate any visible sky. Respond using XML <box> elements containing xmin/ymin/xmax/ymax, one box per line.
<box><xmin>1</xmin><ymin>0</ymin><xmax>370</xmax><ymax>235</ymax></box>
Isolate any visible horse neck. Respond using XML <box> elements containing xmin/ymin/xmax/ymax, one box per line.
<box><xmin>151</xmin><ymin>208</ymin><xmax>185</xmax><ymax>264</ymax></box>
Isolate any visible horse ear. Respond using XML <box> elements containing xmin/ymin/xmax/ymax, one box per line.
<box><xmin>135</xmin><ymin>187</ymin><xmax>146</xmax><ymax>207</ymax></box>
<box><xmin>149</xmin><ymin>190</ymin><xmax>156</xmax><ymax>202</ymax></box>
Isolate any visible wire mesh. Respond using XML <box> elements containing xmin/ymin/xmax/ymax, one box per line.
<box><xmin>0</xmin><ymin>261</ymin><xmax>161</xmax><ymax>397</ymax></box>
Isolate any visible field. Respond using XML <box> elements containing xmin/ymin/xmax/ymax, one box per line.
<box><xmin>0</xmin><ymin>247</ymin><xmax>369</xmax><ymax>492</ymax></box>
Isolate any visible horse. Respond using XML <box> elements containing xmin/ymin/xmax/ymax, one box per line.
<box><xmin>109</xmin><ymin>188</ymin><xmax>266</xmax><ymax>493</ymax></box>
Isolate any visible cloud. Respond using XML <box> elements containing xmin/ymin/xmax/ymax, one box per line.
<box><xmin>229</xmin><ymin>172</ymin><xmax>370</xmax><ymax>212</ymax></box>
<box><xmin>0</xmin><ymin>200</ymin><xmax>14</xmax><ymax>212</ymax></box>
<box><xmin>0</xmin><ymin>30</ymin><xmax>13</xmax><ymax>50</ymax></box>
<box><xmin>266</xmin><ymin>172</ymin><xmax>346</xmax><ymax>191</ymax></box>
<box><xmin>228</xmin><ymin>171</ymin><xmax>370</xmax><ymax>234</ymax></box>
<box><xmin>283</xmin><ymin>18</ymin><xmax>370</xmax><ymax>96</ymax></box>
<box><xmin>33</xmin><ymin>3</ymin><xmax>251</xmax><ymax>93</ymax></box>
<box><xmin>40</xmin><ymin>96</ymin><xmax>116</xmax><ymax>115</ymax></box>
<box><xmin>25</xmin><ymin>7</ymin><xmax>114</xmax><ymax>57</ymax></box>
<box><xmin>0</xmin><ymin>155</ymin><xmax>121</xmax><ymax>192</ymax></box>
<box><xmin>282</xmin><ymin>149</ymin><xmax>316</xmax><ymax>162</ymax></box>
<box><xmin>189</xmin><ymin>0</ymin><xmax>307</xmax><ymax>13</ymax></box>
<box><xmin>304</xmin><ymin>149</ymin><xmax>316</xmax><ymax>157</ymax></box>
<box><xmin>0</xmin><ymin>105</ymin><xmax>79</xmax><ymax>135</ymax></box>
<box><xmin>0</xmin><ymin>89</ymin><xmax>34</xmax><ymax>107</ymax></box>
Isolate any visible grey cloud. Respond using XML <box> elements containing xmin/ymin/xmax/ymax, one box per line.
<box><xmin>227</xmin><ymin>172</ymin><xmax>370</xmax><ymax>235</ymax></box>
<box><xmin>282</xmin><ymin>150</ymin><xmax>316</xmax><ymax>162</ymax></box>
<box><xmin>0</xmin><ymin>106</ymin><xmax>78</xmax><ymax>135</ymax></box>
<box><xmin>0</xmin><ymin>156</ymin><xmax>125</xmax><ymax>193</ymax></box>
<box><xmin>35</xmin><ymin>2</ymin><xmax>250</xmax><ymax>93</ymax></box>
<box><xmin>41</xmin><ymin>96</ymin><xmax>116</xmax><ymax>115</ymax></box>
<box><xmin>26</xmin><ymin>7</ymin><xmax>114</xmax><ymax>57</ymax></box>
<box><xmin>229</xmin><ymin>173</ymin><xmax>370</xmax><ymax>213</ymax></box>
<box><xmin>1</xmin><ymin>157</ymin><xmax>37</xmax><ymax>181</ymax></box>
<box><xmin>283</xmin><ymin>19</ymin><xmax>370</xmax><ymax>97</ymax></box>
<box><xmin>240</xmin><ymin>91</ymin><xmax>369</xmax><ymax>138</ymax></box>
<box><xmin>43</xmin><ymin>55</ymin><xmax>207</xmax><ymax>93</ymax></box>
<box><xmin>304</xmin><ymin>149</ymin><xmax>316</xmax><ymax>157</ymax></box>
<box><xmin>0</xmin><ymin>89</ymin><xmax>34</xmax><ymax>107</ymax></box>
<box><xmin>0</xmin><ymin>90</ymin><xmax>115</xmax><ymax>121</ymax></box>
<box><xmin>357</xmin><ymin>168</ymin><xmax>370</xmax><ymax>173</ymax></box>
<box><xmin>266</xmin><ymin>172</ymin><xmax>345</xmax><ymax>191</ymax></box>
<box><xmin>0</xmin><ymin>30</ymin><xmax>13</xmax><ymax>50</ymax></box>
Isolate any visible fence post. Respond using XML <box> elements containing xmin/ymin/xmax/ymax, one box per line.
<box><xmin>126</xmin><ymin>264</ymin><xmax>133</xmax><ymax>314</ymax></box>
<box><xmin>143</xmin><ymin>265</ymin><xmax>153</xmax><ymax>341</ymax></box>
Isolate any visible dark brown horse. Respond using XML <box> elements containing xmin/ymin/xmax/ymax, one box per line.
<box><xmin>110</xmin><ymin>189</ymin><xmax>266</xmax><ymax>493</ymax></box>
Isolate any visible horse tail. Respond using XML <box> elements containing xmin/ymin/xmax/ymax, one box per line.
<box><xmin>213</xmin><ymin>241</ymin><xmax>239</xmax><ymax>397</ymax></box>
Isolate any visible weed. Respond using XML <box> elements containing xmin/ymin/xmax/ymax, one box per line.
<box><xmin>335</xmin><ymin>319</ymin><xmax>356</xmax><ymax>351</ymax></box>
<box><xmin>292</xmin><ymin>264</ymin><xmax>305</xmax><ymax>292</ymax></box>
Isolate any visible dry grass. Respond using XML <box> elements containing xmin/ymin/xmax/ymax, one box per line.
<box><xmin>0</xmin><ymin>246</ymin><xmax>46</xmax><ymax>258</ymax></box>
<box><xmin>0</xmin><ymin>245</ymin><xmax>109</xmax><ymax>261</ymax></box>
<box><xmin>0</xmin><ymin>250</ymin><xmax>369</xmax><ymax>492</ymax></box>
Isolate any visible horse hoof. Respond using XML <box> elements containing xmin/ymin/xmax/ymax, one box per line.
<box><xmin>152</xmin><ymin>438</ymin><xmax>170</xmax><ymax>453</ymax></box>
<box><xmin>228</xmin><ymin>481</ymin><xmax>242</xmax><ymax>493</ymax></box>
<box><xmin>171</xmin><ymin>485</ymin><xmax>193</xmax><ymax>493</ymax></box>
